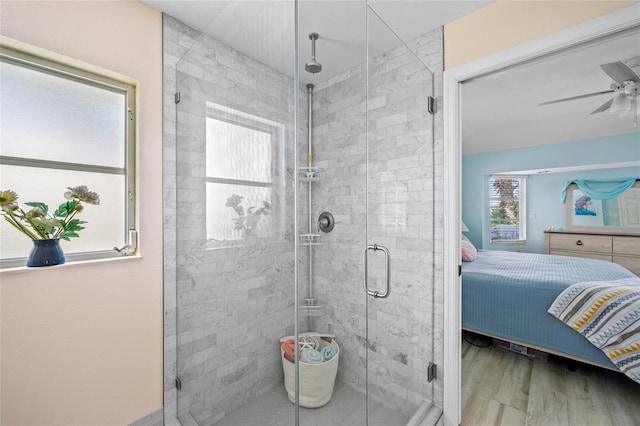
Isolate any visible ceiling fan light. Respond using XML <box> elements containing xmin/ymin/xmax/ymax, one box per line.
<box><xmin>620</xmin><ymin>97</ymin><xmax>639</xmax><ymax>117</ymax></box>
<box><xmin>610</xmin><ymin>93</ymin><xmax>631</xmax><ymax>115</ymax></box>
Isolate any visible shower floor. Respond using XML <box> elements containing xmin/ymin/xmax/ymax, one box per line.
<box><xmin>212</xmin><ymin>379</ymin><xmax>411</xmax><ymax>426</ymax></box>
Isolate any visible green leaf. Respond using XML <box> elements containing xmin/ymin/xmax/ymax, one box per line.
<box><xmin>64</xmin><ymin>219</ymin><xmax>85</xmax><ymax>232</ymax></box>
<box><xmin>25</xmin><ymin>202</ymin><xmax>48</xmax><ymax>214</ymax></box>
<box><xmin>54</xmin><ymin>201</ymin><xmax>79</xmax><ymax>218</ymax></box>
<box><xmin>59</xmin><ymin>231</ymin><xmax>80</xmax><ymax>241</ymax></box>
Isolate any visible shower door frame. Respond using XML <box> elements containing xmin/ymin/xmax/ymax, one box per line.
<box><xmin>442</xmin><ymin>6</ymin><xmax>640</xmax><ymax>426</ymax></box>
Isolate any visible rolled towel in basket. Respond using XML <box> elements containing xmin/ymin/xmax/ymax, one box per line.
<box><xmin>282</xmin><ymin>339</ymin><xmax>297</xmax><ymax>363</ymax></box>
<box><xmin>301</xmin><ymin>347</ymin><xmax>323</xmax><ymax>364</ymax></box>
<box><xmin>321</xmin><ymin>345</ymin><xmax>336</xmax><ymax>361</ymax></box>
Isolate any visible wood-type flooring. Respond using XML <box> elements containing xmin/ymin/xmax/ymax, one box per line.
<box><xmin>461</xmin><ymin>332</ymin><xmax>640</xmax><ymax>426</ymax></box>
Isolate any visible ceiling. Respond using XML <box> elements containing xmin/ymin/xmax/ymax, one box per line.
<box><xmin>462</xmin><ymin>25</ymin><xmax>640</xmax><ymax>155</ymax></box>
<box><xmin>140</xmin><ymin>1</ymin><xmax>639</xmax><ymax>155</ymax></box>
<box><xmin>140</xmin><ymin>0</ymin><xmax>491</xmax><ymax>86</ymax></box>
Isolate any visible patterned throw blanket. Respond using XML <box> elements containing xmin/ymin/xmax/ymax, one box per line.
<box><xmin>548</xmin><ymin>277</ymin><xmax>640</xmax><ymax>384</ymax></box>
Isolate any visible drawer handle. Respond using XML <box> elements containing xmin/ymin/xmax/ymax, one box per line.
<box><xmin>576</xmin><ymin>240</ymin><xmax>584</xmax><ymax>246</ymax></box>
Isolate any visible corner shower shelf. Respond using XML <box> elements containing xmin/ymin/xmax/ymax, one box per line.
<box><xmin>298</xmin><ymin>166</ymin><xmax>324</xmax><ymax>181</ymax></box>
<box><xmin>299</xmin><ymin>233</ymin><xmax>322</xmax><ymax>246</ymax></box>
<box><xmin>299</xmin><ymin>305</ymin><xmax>324</xmax><ymax>317</ymax></box>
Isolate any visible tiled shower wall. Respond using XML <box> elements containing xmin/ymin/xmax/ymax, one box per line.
<box><xmin>163</xmin><ymin>13</ymin><xmax>445</xmax><ymax>425</ymax></box>
<box><xmin>162</xmin><ymin>15</ymin><xmax>305</xmax><ymax>425</ymax></box>
<box><xmin>310</xmin><ymin>28</ymin><xmax>444</xmax><ymax>414</ymax></box>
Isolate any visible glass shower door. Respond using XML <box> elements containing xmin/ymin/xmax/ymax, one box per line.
<box><xmin>298</xmin><ymin>2</ymin><xmax>436</xmax><ymax>424</ymax></box>
<box><xmin>173</xmin><ymin>3</ymin><xmax>299</xmax><ymax>423</ymax></box>
<box><xmin>363</xmin><ymin>5</ymin><xmax>436</xmax><ymax>424</ymax></box>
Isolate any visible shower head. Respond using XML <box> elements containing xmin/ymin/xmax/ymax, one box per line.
<box><xmin>305</xmin><ymin>33</ymin><xmax>322</xmax><ymax>74</ymax></box>
<box><xmin>305</xmin><ymin>60</ymin><xmax>322</xmax><ymax>74</ymax></box>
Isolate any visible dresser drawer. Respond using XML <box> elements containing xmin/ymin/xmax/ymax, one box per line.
<box><xmin>613</xmin><ymin>256</ymin><xmax>640</xmax><ymax>275</ymax></box>
<box><xmin>549</xmin><ymin>233</ymin><xmax>612</xmax><ymax>254</ymax></box>
<box><xmin>613</xmin><ymin>236</ymin><xmax>640</xmax><ymax>256</ymax></box>
<box><xmin>549</xmin><ymin>251</ymin><xmax>612</xmax><ymax>262</ymax></box>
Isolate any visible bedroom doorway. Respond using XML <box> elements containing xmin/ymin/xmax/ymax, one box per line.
<box><xmin>442</xmin><ymin>5</ymin><xmax>640</xmax><ymax>426</ymax></box>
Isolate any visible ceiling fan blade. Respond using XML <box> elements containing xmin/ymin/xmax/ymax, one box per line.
<box><xmin>539</xmin><ymin>89</ymin><xmax>614</xmax><ymax>106</ymax></box>
<box><xmin>601</xmin><ymin>61</ymin><xmax>640</xmax><ymax>84</ymax></box>
<box><xmin>590</xmin><ymin>98</ymin><xmax>614</xmax><ymax>114</ymax></box>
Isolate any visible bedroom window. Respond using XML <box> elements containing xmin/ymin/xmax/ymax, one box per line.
<box><xmin>0</xmin><ymin>43</ymin><xmax>137</xmax><ymax>268</ymax></box>
<box><xmin>205</xmin><ymin>102</ymin><xmax>284</xmax><ymax>248</ymax></box>
<box><xmin>489</xmin><ymin>175</ymin><xmax>527</xmax><ymax>243</ymax></box>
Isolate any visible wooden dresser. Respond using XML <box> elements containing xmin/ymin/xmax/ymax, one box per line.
<box><xmin>544</xmin><ymin>231</ymin><xmax>640</xmax><ymax>275</ymax></box>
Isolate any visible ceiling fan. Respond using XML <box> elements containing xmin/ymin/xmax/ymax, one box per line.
<box><xmin>539</xmin><ymin>57</ymin><xmax>640</xmax><ymax>126</ymax></box>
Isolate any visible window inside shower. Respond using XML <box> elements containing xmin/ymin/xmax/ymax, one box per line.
<box><xmin>205</xmin><ymin>102</ymin><xmax>285</xmax><ymax>247</ymax></box>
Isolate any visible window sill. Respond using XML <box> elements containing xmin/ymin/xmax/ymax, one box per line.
<box><xmin>0</xmin><ymin>255</ymin><xmax>142</xmax><ymax>276</ymax></box>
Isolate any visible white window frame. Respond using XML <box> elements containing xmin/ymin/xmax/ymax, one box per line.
<box><xmin>205</xmin><ymin>102</ymin><xmax>284</xmax><ymax>249</ymax></box>
<box><xmin>489</xmin><ymin>175</ymin><xmax>527</xmax><ymax>244</ymax></box>
<box><xmin>0</xmin><ymin>41</ymin><xmax>137</xmax><ymax>268</ymax></box>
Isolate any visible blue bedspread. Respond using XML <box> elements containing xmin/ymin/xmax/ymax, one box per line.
<box><xmin>462</xmin><ymin>249</ymin><xmax>637</xmax><ymax>368</ymax></box>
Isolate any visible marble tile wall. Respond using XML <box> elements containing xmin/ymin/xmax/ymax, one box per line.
<box><xmin>309</xmin><ymin>27</ymin><xmax>444</xmax><ymax>414</ymax></box>
<box><xmin>163</xmin><ymin>12</ymin><xmax>445</xmax><ymax>424</ymax></box>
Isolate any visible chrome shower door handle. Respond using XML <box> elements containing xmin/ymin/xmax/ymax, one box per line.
<box><xmin>363</xmin><ymin>244</ymin><xmax>391</xmax><ymax>299</ymax></box>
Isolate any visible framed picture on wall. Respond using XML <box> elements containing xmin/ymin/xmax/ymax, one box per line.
<box><xmin>565</xmin><ymin>182</ymin><xmax>640</xmax><ymax>234</ymax></box>
<box><xmin>572</xmin><ymin>189</ymin><xmax>604</xmax><ymax>227</ymax></box>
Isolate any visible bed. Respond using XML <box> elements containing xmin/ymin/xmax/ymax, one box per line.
<box><xmin>462</xmin><ymin>249</ymin><xmax>638</xmax><ymax>369</ymax></box>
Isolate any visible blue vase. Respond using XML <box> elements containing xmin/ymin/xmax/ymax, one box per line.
<box><xmin>27</xmin><ymin>239</ymin><xmax>66</xmax><ymax>267</ymax></box>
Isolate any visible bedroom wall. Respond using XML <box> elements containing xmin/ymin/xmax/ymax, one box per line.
<box><xmin>462</xmin><ymin>132</ymin><xmax>640</xmax><ymax>253</ymax></box>
<box><xmin>0</xmin><ymin>2</ymin><xmax>164</xmax><ymax>425</ymax></box>
<box><xmin>443</xmin><ymin>0</ymin><xmax>637</xmax><ymax>69</ymax></box>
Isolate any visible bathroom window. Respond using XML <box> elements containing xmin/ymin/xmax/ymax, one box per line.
<box><xmin>0</xmin><ymin>43</ymin><xmax>137</xmax><ymax>268</ymax></box>
<box><xmin>489</xmin><ymin>175</ymin><xmax>527</xmax><ymax>243</ymax></box>
<box><xmin>205</xmin><ymin>102</ymin><xmax>284</xmax><ymax>247</ymax></box>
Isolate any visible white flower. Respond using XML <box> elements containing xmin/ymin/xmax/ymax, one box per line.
<box><xmin>65</xmin><ymin>185</ymin><xmax>100</xmax><ymax>205</ymax></box>
<box><xmin>1</xmin><ymin>204</ymin><xmax>19</xmax><ymax>213</ymax></box>
<box><xmin>33</xmin><ymin>218</ymin><xmax>62</xmax><ymax>233</ymax></box>
<box><xmin>26</xmin><ymin>207</ymin><xmax>45</xmax><ymax>219</ymax></box>
<box><xmin>1</xmin><ymin>185</ymin><xmax>100</xmax><ymax>241</ymax></box>
<box><xmin>0</xmin><ymin>190</ymin><xmax>18</xmax><ymax>206</ymax></box>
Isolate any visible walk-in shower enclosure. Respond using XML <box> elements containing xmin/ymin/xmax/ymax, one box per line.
<box><xmin>163</xmin><ymin>2</ymin><xmax>443</xmax><ymax>424</ymax></box>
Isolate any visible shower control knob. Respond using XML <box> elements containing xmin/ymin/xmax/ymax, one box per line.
<box><xmin>318</xmin><ymin>212</ymin><xmax>335</xmax><ymax>233</ymax></box>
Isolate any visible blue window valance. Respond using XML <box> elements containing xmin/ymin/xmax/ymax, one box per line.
<box><xmin>561</xmin><ymin>178</ymin><xmax>638</xmax><ymax>203</ymax></box>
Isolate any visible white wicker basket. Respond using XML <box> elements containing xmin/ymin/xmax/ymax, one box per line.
<box><xmin>280</xmin><ymin>336</ymin><xmax>339</xmax><ymax>408</ymax></box>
